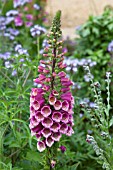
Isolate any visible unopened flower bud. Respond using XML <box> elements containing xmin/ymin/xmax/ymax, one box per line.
<box><xmin>59</xmin><ymin>146</ymin><xmax>66</xmax><ymax>153</ymax></box>
<box><xmin>58</xmin><ymin>46</ymin><xmax>62</xmax><ymax>49</ymax></box>
<box><xmin>51</xmin><ymin>160</ymin><xmax>56</xmax><ymax>168</ymax></box>
<box><xmin>52</xmin><ymin>72</ymin><xmax>57</xmax><ymax>77</ymax></box>
<box><xmin>43</xmin><ymin>54</ymin><xmax>48</xmax><ymax>57</ymax></box>
<box><xmin>53</xmin><ymin>39</ymin><xmax>56</xmax><ymax>42</ymax></box>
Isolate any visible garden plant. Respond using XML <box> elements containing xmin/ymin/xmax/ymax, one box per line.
<box><xmin>1</xmin><ymin>1</ymin><xmax>113</xmax><ymax>170</ymax></box>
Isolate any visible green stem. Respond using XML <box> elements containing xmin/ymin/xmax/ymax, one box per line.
<box><xmin>37</xmin><ymin>36</ymin><xmax>40</xmax><ymax>65</ymax></box>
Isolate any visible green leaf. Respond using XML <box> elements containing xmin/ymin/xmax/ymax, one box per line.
<box><xmin>26</xmin><ymin>151</ymin><xmax>43</xmax><ymax>162</ymax></box>
<box><xmin>109</xmin><ymin>117</ymin><xmax>113</xmax><ymax>127</ymax></box>
<box><xmin>82</xmin><ymin>28</ymin><xmax>90</xmax><ymax>37</ymax></box>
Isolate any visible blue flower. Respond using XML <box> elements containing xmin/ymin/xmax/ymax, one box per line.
<box><xmin>108</xmin><ymin>40</ymin><xmax>113</xmax><ymax>52</ymax></box>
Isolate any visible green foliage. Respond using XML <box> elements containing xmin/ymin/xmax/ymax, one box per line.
<box><xmin>74</xmin><ymin>8</ymin><xmax>113</xmax><ymax>95</ymax></box>
<box><xmin>84</xmin><ymin>67</ymin><xmax>113</xmax><ymax>169</ymax></box>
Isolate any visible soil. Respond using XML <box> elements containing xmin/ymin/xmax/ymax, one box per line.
<box><xmin>46</xmin><ymin>0</ymin><xmax>113</xmax><ymax>39</ymax></box>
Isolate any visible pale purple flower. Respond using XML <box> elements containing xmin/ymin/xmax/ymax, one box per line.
<box><xmin>25</xmin><ymin>21</ymin><xmax>33</xmax><ymax>27</ymax></box>
<box><xmin>15</xmin><ymin>44</ymin><xmax>22</xmax><ymax>51</ymax></box>
<box><xmin>62</xmin><ymin>100</ymin><xmax>69</xmax><ymax>111</ymax></box>
<box><xmin>0</xmin><ymin>16</ymin><xmax>6</xmax><ymax>30</ymax></box>
<box><xmin>42</xmin><ymin>128</ymin><xmax>51</xmax><ymax>138</ymax></box>
<box><xmin>14</xmin><ymin>15</ymin><xmax>23</xmax><ymax>26</ymax></box>
<box><xmin>33</xmin><ymin>100</ymin><xmax>41</xmax><ymax>110</ymax></box>
<box><xmin>49</xmin><ymin>96</ymin><xmax>56</xmax><ymax>105</ymax></box>
<box><xmin>0</xmin><ymin>52</ymin><xmax>11</xmax><ymax>60</ymax></box>
<box><xmin>41</xmin><ymin>106</ymin><xmax>51</xmax><ymax>117</ymax></box>
<box><xmin>51</xmin><ymin>122</ymin><xmax>60</xmax><ymax>132</ymax></box>
<box><xmin>51</xmin><ymin>132</ymin><xmax>61</xmax><ymax>141</ymax></box>
<box><xmin>30</xmin><ymin>25</ymin><xmax>46</xmax><ymax>37</ymax></box>
<box><xmin>46</xmin><ymin>136</ymin><xmax>54</xmax><ymax>147</ymax></box>
<box><xmin>14</xmin><ymin>0</ymin><xmax>31</xmax><ymax>8</ymax></box>
<box><xmin>59</xmin><ymin>123</ymin><xmax>68</xmax><ymax>134</ymax></box>
<box><xmin>12</xmin><ymin>70</ymin><xmax>17</xmax><ymax>76</ymax></box>
<box><xmin>8</xmin><ymin>28</ymin><xmax>19</xmax><ymax>36</ymax></box>
<box><xmin>108</xmin><ymin>40</ymin><xmax>113</xmax><ymax>52</ymax></box>
<box><xmin>35</xmin><ymin>111</ymin><xmax>44</xmax><ymax>122</ymax></box>
<box><xmin>15</xmin><ymin>44</ymin><xmax>29</xmax><ymax>56</ymax></box>
<box><xmin>5</xmin><ymin>61</ymin><xmax>12</xmax><ymax>68</ymax></box>
<box><xmin>36</xmin><ymin>132</ymin><xmax>42</xmax><ymax>141</ymax></box>
<box><xmin>52</xmin><ymin>112</ymin><xmax>62</xmax><ymax>122</ymax></box>
<box><xmin>54</xmin><ymin>100</ymin><xmax>62</xmax><ymax>110</ymax></box>
<box><xmin>61</xmin><ymin>113</ymin><xmax>69</xmax><ymax>123</ymax></box>
<box><xmin>6</xmin><ymin>16</ymin><xmax>14</xmax><ymax>24</ymax></box>
<box><xmin>42</xmin><ymin>117</ymin><xmax>53</xmax><ymax>128</ymax></box>
<box><xmin>26</xmin><ymin>14</ymin><xmax>33</xmax><ymax>20</ymax></box>
<box><xmin>6</xmin><ymin>10</ymin><xmax>18</xmax><ymax>17</ymax></box>
<box><xmin>33</xmin><ymin>4</ymin><xmax>40</xmax><ymax>10</ymax></box>
<box><xmin>42</xmin><ymin>39</ymin><xmax>49</xmax><ymax>48</ymax></box>
<box><xmin>19</xmin><ymin>58</ymin><xmax>24</xmax><ymax>62</ymax></box>
<box><xmin>37</xmin><ymin>141</ymin><xmax>46</xmax><ymax>152</ymax></box>
<box><xmin>66</xmin><ymin>126</ymin><xmax>74</xmax><ymax>136</ymax></box>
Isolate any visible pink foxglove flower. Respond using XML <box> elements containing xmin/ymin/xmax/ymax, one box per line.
<box><xmin>29</xmin><ymin>11</ymin><xmax>74</xmax><ymax>152</ymax></box>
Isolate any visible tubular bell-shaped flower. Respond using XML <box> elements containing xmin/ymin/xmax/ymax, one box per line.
<box><xmin>29</xmin><ymin>10</ymin><xmax>74</xmax><ymax>152</ymax></box>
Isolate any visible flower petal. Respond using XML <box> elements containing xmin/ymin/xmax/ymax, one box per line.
<box><xmin>54</xmin><ymin>100</ymin><xmax>62</xmax><ymax>110</ymax></box>
<box><xmin>41</xmin><ymin>105</ymin><xmax>51</xmax><ymax>117</ymax></box>
<box><xmin>51</xmin><ymin>132</ymin><xmax>61</xmax><ymax>141</ymax></box>
<box><xmin>42</xmin><ymin>117</ymin><xmax>53</xmax><ymax>128</ymax></box>
<box><xmin>42</xmin><ymin>128</ymin><xmax>51</xmax><ymax>138</ymax></box>
<box><xmin>50</xmin><ymin>122</ymin><xmax>60</xmax><ymax>132</ymax></box>
<box><xmin>46</xmin><ymin>136</ymin><xmax>54</xmax><ymax>147</ymax></box>
<box><xmin>52</xmin><ymin>112</ymin><xmax>62</xmax><ymax>122</ymax></box>
<box><xmin>37</xmin><ymin>141</ymin><xmax>46</xmax><ymax>152</ymax></box>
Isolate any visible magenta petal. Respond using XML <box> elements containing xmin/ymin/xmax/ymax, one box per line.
<box><xmin>46</xmin><ymin>136</ymin><xmax>54</xmax><ymax>147</ymax></box>
<box><xmin>59</xmin><ymin>123</ymin><xmax>68</xmax><ymax>134</ymax></box>
<box><xmin>36</xmin><ymin>132</ymin><xmax>42</xmax><ymax>141</ymax></box>
<box><xmin>61</xmin><ymin>87</ymin><xmax>70</xmax><ymax>93</ymax></box>
<box><xmin>35</xmin><ymin>111</ymin><xmax>44</xmax><ymax>121</ymax></box>
<box><xmin>61</xmin><ymin>113</ymin><xmax>69</xmax><ymax>123</ymax></box>
<box><xmin>39</xmin><ymin>74</ymin><xmax>46</xmax><ymax>81</ymax></box>
<box><xmin>51</xmin><ymin>132</ymin><xmax>61</xmax><ymax>141</ymax></box>
<box><xmin>52</xmin><ymin>112</ymin><xmax>62</xmax><ymax>122</ymax></box>
<box><xmin>52</xmin><ymin>90</ymin><xmax>59</xmax><ymax>96</ymax></box>
<box><xmin>33</xmin><ymin>101</ymin><xmax>40</xmax><ymax>110</ymax></box>
<box><xmin>49</xmin><ymin>96</ymin><xmax>56</xmax><ymax>105</ymax></box>
<box><xmin>42</xmin><ymin>128</ymin><xmax>51</xmax><ymax>138</ymax></box>
<box><xmin>50</xmin><ymin>122</ymin><xmax>60</xmax><ymax>132</ymax></box>
<box><xmin>62</xmin><ymin>100</ymin><xmax>69</xmax><ymax>111</ymax></box>
<box><xmin>30</xmin><ymin>106</ymin><xmax>35</xmax><ymax>114</ymax></box>
<box><xmin>58</xmin><ymin>71</ymin><xmax>66</xmax><ymax>77</ymax></box>
<box><xmin>31</xmin><ymin>123</ymin><xmax>43</xmax><ymax>133</ymax></box>
<box><xmin>42</xmin><ymin>85</ymin><xmax>50</xmax><ymax>91</ymax></box>
<box><xmin>42</xmin><ymin>117</ymin><xmax>53</xmax><ymax>128</ymax></box>
<box><xmin>29</xmin><ymin>122</ymin><xmax>34</xmax><ymax>129</ymax></box>
<box><xmin>41</xmin><ymin>105</ymin><xmax>51</xmax><ymax>117</ymax></box>
<box><xmin>37</xmin><ymin>141</ymin><xmax>46</xmax><ymax>152</ymax></box>
<box><xmin>54</xmin><ymin>100</ymin><xmax>62</xmax><ymax>110</ymax></box>
<box><xmin>61</xmin><ymin>77</ymin><xmax>69</xmax><ymax>82</ymax></box>
<box><xmin>66</xmin><ymin>126</ymin><xmax>74</xmax><ymax>136</ymax></box>
<box><xmin>31</xmin><ymin>88</ymin><xmax>38</xmax><ymax>96</ymax></box>
<box><xmin>34</xmin><ymin>78</ymin><xmax>42</xmax><ymax>84</ymax></box>
<box><xmin>30</xmin><ymin>96</ymin><xmax>35</xmax><ymax>103</ymax></box>
<box><xmin>30</xmin><ymin>116</ymin><xmax>39</xmax><ymax>127</ymax></box>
